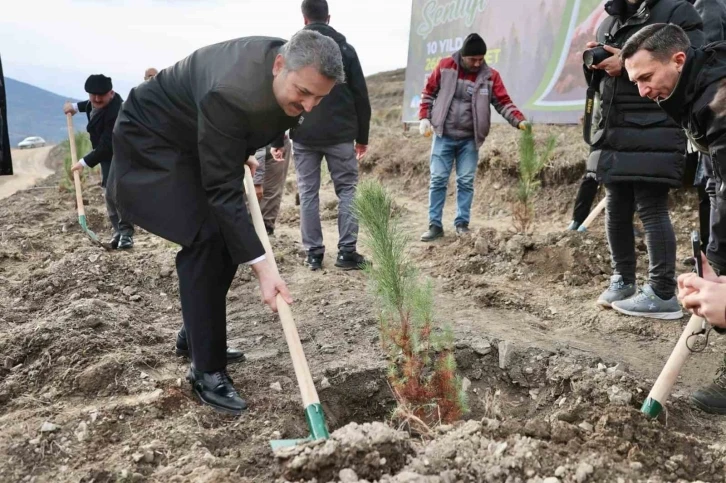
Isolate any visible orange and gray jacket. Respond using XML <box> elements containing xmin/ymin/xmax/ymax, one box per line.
<box><xmin>418</xmin><ymin>52</ymin><xmax>524</xmax><ymax>149</ymax></box>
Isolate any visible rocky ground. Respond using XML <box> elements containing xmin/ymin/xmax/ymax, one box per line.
<box><xmin>1</xmin><ymin>71</ymin><xmax>725</xmax><ymax>483</ymax></box>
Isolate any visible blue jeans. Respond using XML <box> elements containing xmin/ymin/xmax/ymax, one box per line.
<box><xmin>428</xmin><ymin>135</ymin><xmax>478</xmax><ymax>228</ymax></box>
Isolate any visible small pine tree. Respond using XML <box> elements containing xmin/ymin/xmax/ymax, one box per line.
<box><xmin>354</xmin><ymin>180</ymin><xmax>467</xmax><ymax>430</ymax></box>
<box><xmin>513</xmin><ymin>124</ymin><xmax>556</xmax><ymax>233</ymax></box>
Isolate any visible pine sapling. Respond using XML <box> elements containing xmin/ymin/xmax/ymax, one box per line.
<box><xmin>512</xmin><ymin>124</ymin><xmax>556</xmax><ymax>233</ymax></box>
<box><xmin>354</xmin><ymin>180</ymin><xmax>467</xmax><ymax>430</ymax></box>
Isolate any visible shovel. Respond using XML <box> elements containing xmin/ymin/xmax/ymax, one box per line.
<box><xmin>641</xmin><ymin>314</ymin><xmax>705</xmax><ymax>418</ymax></box>
<box><xmin>243</xmin><ymin>164</ymin><xmax>330</xmax><ymax>450</ymax></box>
<box><xmin>577</xmin><ymin>197</ymin><xmax>606</xmax><ymax>232</ymax></box>
<box><xmin>65</xmin><ymin>113</ymin><xmax>111</xmax><ymax>250</ymax></box>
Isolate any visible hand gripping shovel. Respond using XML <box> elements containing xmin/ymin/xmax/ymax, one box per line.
<box><xmin>65</xmin><ymin>113</ymin><xmax>111</xmax><ymax>250</ymax></box>
<box><xmin>243</xmin><ymin>165</ymin><xmax>330</xmax><ymax>450</ymax></box>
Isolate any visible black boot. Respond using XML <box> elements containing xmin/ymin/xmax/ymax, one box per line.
<box><xmin>420</xmin><ymin>224</ymin><xmax>444</xmax><ymax>242</ymax></box>
<box><xmin>186</xmin><ymin>366</ymin><xmax>247</xmax><ymax>415</ymax></box>
<box><xmin>176</xmin><ymin>330</ymin><xmax>246</xmax><ymax>364</ymax></box>
<box><xmin>455</xmin><ymin>223</ymin><xmax>470</xmax><ymax>235</ymax></box>
<box><xmin>334</xmin><ymin>251</ymin><xmax>368</xmax><ymax>270</ymax></box>
<box><xmin>691</xmin><ymin>356</ymin><xmax>726</xmax><ymax>414</ymax></box>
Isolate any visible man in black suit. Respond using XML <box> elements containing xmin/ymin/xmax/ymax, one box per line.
<box><xmin>108</xmin><ymin>30</ymin><xmax>344</xmax><ymax>415</ymax></box>
<box><xmin>63</xmin><ymin>75</ymin><xmax>134</xmax><ymax>249</ymax></box>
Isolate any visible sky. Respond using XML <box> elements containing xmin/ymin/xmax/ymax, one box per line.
<box><xmin>1</xmin><ymin>0</ymin><xmax>413</xmax><ymax>99</ymax></box>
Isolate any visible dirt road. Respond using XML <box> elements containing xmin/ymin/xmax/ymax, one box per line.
<box><xmin>0</xmin><ymin>146</ymin><xmax>55</xmax><ymax>200</ymax></box>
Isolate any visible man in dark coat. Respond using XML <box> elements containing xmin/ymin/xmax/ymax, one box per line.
<box><xmin>63</xmin><ymin>75</ymin><xmax>134</xmax><ymax>249</ymax></box>
<box><xmin>621</xmin><ymin>22</ymin><xmax>726</xmax><ymax>414</ymax></box>
<box><xmin>0</xmin><ymin>54</ymin><xmax>11</xmax><ymax>176</ymax></box>
<box><xmin>290</xmin><ymin>0</ymin><xmax>372</xmax><ymax>271</ymax></box>
<box><xmin>688</xmin><ymin>0</ymin><xmax>726</xmax><ymax>262</ymax></box>
<box><xmin>108</xmin><ymin>30</ymin><xmax>344</xmax><ymax>415</ymax></box>
<box><xmin>582</xmin><ymin>0</ymin><xmax>703</xmax><ymax>319</ymax></box>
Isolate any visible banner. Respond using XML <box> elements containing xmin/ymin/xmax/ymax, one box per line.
<box><xmin>0</xmin><ymin>54</ymin><xmax>12</xmax><ymax>175</ymax></box>
<box><xmin>402</xmin><ymin>0</ymin><xmax>608</xmax><ymax>124</ymax></box>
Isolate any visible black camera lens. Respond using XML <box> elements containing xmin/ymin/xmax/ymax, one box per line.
<box><xmin>583</xmin><ymin>46</ymin><xmax>613</xmax><ymax>68</ymax></box>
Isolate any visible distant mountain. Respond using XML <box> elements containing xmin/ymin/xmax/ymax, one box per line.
<box><xmin>5</xmin><ymin>77</ymin><xmax>87</xmax><ymax>146</ymax></box>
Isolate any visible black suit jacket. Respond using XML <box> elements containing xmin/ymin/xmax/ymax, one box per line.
<box><xmin>78</xmin><ymin>93</ymin><xmax>122</xmax><ymax>186</ymax></box>
<box><xmin>108</xmin><ymin>36</ymin><xmax>299</xmax><ymax>264</ymax></box>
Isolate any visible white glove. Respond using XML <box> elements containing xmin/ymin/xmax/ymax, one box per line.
<box><xmin>419</xmin><ymin>119</ymin><xmax>433</xmax><ymax>137</ymax></box>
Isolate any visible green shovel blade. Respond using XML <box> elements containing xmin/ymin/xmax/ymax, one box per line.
<box><xmin>641</xmin><ymin>397</ymin><xmax>663</xmax><ymax>418</ymax></box>
<box><xmin>270</xmin><ymin>403</ymin><xmax>330</xmax><ymax>451</ymax></box>
<box><xmin>78</xmin><ymin>214</ymin><xmax>102</xmax><ymax>245</ymax></box>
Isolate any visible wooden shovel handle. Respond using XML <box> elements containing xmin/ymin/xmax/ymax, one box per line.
<box><xmin>65</xmin><ymin>113</ymin><xmax>85</xmax><ymax>217</ymax></box>
<box><xmin>243</xmin><ymin>164</ymin><xmax>320</xmax><ymax>408</ymax></box>
<box><xmin>580</xmin><ymin>197</ymin><xmax>606</xmax><ymax>230</ymax></box>
<box><xmin>646</xmin><ymin>314</ymin><xmax>705</xmax><ymax>405</ymax></box>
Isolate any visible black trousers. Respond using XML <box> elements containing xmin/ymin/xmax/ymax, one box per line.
<box><xmin>605</xmin><ymin>182</ymin><xmax>676</xmax><ymax>300</ymax></box>
<box><xmin>696</xmin><ymin>154</ymin><xmax>726</xmax><ymax>273</ymax></box>
<box><xmin>176</xmin><ymin>216</ymin><xmax>238</xmax><ymax>372</ymax></box>
<box><xmin>698</xmin><ymin>184</ymin><xmax>711</xmax><ymax>253</ymax></box>
<box><xmin>706</xmin><ymin>183</ymin><xmax>726</xmax><ymax>274</ymax></box>
<box><xmin>572</xmin><ymin>173</ymin><xmax>599</xmax><ymax>225</ymax></box>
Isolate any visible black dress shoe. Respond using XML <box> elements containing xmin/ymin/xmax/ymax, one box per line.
<box><xmin>175</xmin><ymin>331</ymin><xmax>246</xmax><ymax>364</ymax></box>
<box><xmin>110</xmin><ymin>233</ymin><xmax>120</xmax><ymax>249</ymax></box>
<box><xmin>118</xmin><ymin>235</ymin><xmax>134</xmax><ymax>249</ymax></box>
<box><xmin>186</xmin><ymin>367</ymin><xmax>247</xmax><ymax>415</ymax></box>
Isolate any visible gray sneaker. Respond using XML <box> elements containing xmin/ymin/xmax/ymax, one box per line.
<box><xmin>596</xmin><ymin>275</ymin><xmax>636</xmax><ymax>308</ymax></box>
<box><xmin>611</xmin><ymin>284</ymin><xmax>684</xmax><ymax>320</ymax></box>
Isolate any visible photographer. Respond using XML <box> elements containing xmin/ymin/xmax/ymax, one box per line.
<box><xmin>583</xmin><ymin>0</ymin><xmax>703</xmax><ymax>319</ymax></box>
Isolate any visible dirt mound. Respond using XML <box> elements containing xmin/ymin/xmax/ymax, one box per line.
<box><xmin>276</xmin><ymin>349</ymin><xmax>726</xmax><ymax>482</ymax></box>
<box><xmin>275</xmin><ymin>422</ymin><xmax>414</xmax><ymax>482</ymax></box>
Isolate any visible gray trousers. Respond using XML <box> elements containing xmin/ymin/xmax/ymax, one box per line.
<box><xmin>257</xmin><ymin>139</ymin><xmax>291</xmax><ymax>227</ymax></box>
<box><xmin>293</xmin><ymin>141</ymin><xmax>358</xmax><ymax>256</ymax></box>
<box><xmin>103</xmin><ymin>188</ymin><xmax>134</xmax><ymax>237</ymax></box>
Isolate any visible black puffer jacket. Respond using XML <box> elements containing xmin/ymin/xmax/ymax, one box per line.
<box><xmin>693</xmin><ymin>0</ymin><xmax>726</xmax><ymax>44</ymax></box>
<box><xmin>659</xmin><ymin>43</ymin><xmax>726</xmax><ymax>187</ymax></box>
<box><xmin>658</xmin><ymin>43</ymin><xmax>726</xmax><ymax>265</ymax></box>
<box><xmin>586</xmin><ymin>0</ymin><xmax>704</xmax><ymax>186</ymax></box>
<box><xmin>290</xmin><ymin>23</ymin><xmax>371</xmax><ymax>146</ymax></box>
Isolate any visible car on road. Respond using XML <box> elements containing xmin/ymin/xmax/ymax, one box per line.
<box><xmin>17</xmin><ymin>136</ymin><xmax>46</xmax><ymax>149</ymax></box>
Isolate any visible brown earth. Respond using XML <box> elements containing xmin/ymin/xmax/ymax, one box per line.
<box><xmin>0</xmin><ymin>70</ymin><xmax>725</xmax><ymax>483</ymax></box>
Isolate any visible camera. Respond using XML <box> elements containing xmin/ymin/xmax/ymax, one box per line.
<box><xmin>583</xmin><ymin>44</ymin><xmax>613</xmax><ymax>68</ymax></box>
